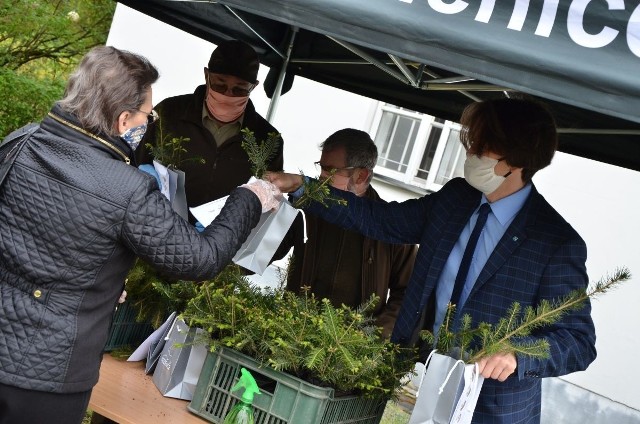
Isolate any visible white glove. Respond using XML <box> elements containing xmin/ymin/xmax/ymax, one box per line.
<box><xmin>118</xmin><ymin>290</ymin><xmax>127</xmax><ymax>304</ymax></box>
<box><xmin>241</xmin><ymin>179</ymin><xmax>283</xmax><ymax>213</ymax></box>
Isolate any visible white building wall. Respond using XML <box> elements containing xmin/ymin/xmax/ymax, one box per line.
<box><xmin>108</xmin><ymin>4</ymin><xmax>640</xmax><ymax>412</ymax></box>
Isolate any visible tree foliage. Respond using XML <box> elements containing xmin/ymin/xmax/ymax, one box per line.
<box><xmin>0</xmin><ymin>0</ymin><xmax>116</xmax><ymax>137</ymax></box>
<box><xmin>0</xmin><ymin>69</ymin><xmax>64</xmax><ymax>137</ymax></box>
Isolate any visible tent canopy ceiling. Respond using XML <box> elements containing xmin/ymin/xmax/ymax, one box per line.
<box><xmin>118</xmin><ymin>0</ymin><xmax>640</xmax><ymax>171</ymax></box>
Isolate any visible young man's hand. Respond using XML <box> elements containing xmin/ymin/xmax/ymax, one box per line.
<box><xmin>477</xmin><ymin>352</ymin><xmax>517</xmax><ymax>382</ymax></box>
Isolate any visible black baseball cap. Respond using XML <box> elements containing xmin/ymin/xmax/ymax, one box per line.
<box><xmin>207</xmin><ymin>39</ymin><xmax>259</xmax><ymax>84</ymax></box>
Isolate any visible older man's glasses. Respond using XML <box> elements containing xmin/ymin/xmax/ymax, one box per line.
<box><xmin>137</xmin><ymin>109</ymin><xmax>159</xmax><ymax>124</ymax></box>
<box><xmin>209</xmin><ymin>81</ymin><xmax>255</xmax><ymax>97</ymax></box>
<box><xmin>208</xmin><ymin>74</ymin><xmax>255</xmax><ymax>97</ymax></box>
<box><xmin>314</xmin><ymin>161</ymin><xmax>356</xmax><ymax>174</ymax></box>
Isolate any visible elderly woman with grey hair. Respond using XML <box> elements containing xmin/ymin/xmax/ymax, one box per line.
<box><xmin>0</xmin><ymin>46</ymin><xmax>280</xmax><ymax>424</ymax></box>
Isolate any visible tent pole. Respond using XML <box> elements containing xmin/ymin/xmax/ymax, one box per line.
<box><xmin>389</xmin><ymin>55</ymin><xmax>419</xmax><ymax>87</ymax></box>
<box><xmin>266</xmin><ymin>27</ymin><xmax>298</xmax><ymax>123</ymax></box>
<box><xmin>557</xmin><ymin>128</ymin><xmax>640</xmax><ymax>135</ymax></box>
<box><xmin>224</xmin><ymin>5</ymin><xmax>285</xmax><ymax>59</ymax></box>
<box><xmin>328</xmin><ymin>36</ymin><xmax>409</xmax><ymax>84</ymax></box>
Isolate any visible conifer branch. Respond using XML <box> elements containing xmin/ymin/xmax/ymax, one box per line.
<box><xmin>241</xmin><ymin>128</ymin><xmax>281</xmax><ymax>178</ymax></box>
<box><xmin>240</xmin><ymin>129</ymin><xmax>348</xmax><ymax>210</ymax></box>
<box><xmin>292</xmin><ymin>172</ymin><xmax>348</xmax><ymax>209</ymax></box>
<box><xmin>421</xmin><ymin>266</ymin><xmax>631</xmax><ymax>364</ymax></box>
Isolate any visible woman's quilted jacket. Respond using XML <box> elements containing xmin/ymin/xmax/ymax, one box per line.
<box><xmin>0</xmin><ymin>104</ymin><xmax>261</xmax><ymax>393</ymax></box>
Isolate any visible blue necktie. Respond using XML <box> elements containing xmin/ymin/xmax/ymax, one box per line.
<box><xmin>450</xmin><ymin>202</ymin><xmax>491</xmax><ymax>309</ymax></box>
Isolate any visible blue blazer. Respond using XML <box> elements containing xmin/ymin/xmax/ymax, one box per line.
<box><xmin>303</xmin><ymin>178</ymin><xmax>596</xmax><ymax>424</ymax></box>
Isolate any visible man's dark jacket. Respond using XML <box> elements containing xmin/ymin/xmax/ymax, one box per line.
<box><xmin>282</xmin><ymin>187</ymin><xmax>417</xmax><ymax>338</ymax></box>
<box><xmin>137</xmin><ymin>85</ymin><xmax>283</xmax><ymax>222</ymax></box>
<box><xmin>0</xmin><ymin>104</ymin><xmax>261</xmax><ymax>394</ymax></box>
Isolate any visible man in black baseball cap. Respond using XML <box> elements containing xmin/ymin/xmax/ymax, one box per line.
<box><xmin>203</xmin><ymin>39</ymin><xmax>260</xmax><ymax>123</ymax></box>
<box><xmin>137</xmin><ymin>39</ymin><xmax>284</xmax><ymax>223</ymax></box>
<box><xmin>207</xmin><ymin>39</ymin><xmax>260</xmax><ymax>85</ymax></box>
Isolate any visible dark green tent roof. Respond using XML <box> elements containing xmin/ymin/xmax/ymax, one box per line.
<box><xmin>119</xmin><ymin>0</ymin><xmax>640</xmax><ymax>171</ymax></box>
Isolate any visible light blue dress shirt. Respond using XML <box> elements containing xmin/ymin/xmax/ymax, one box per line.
<box><xmin>433</xmin><ymin>184</ymin><xmax>532</xmax><ymax>336</ymax></box>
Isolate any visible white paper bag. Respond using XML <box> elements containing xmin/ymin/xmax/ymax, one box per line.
<box><xmin>144</xmin><ymin>312</ymin><xmax>178</xmax><ymax>374</ymax></box>
<box><xmin>153</xmin><ymin>160</ymin><xmax>188</xmax><ymax>220</ymax></box>
<box><xmin>127</xmin><ymin>311</ymin><xmax>177</xmax><ymax>376</ymax></box>
<box><xmin>152</xmin><ymin>317</ymin><xmax>208</xmax><ymax>400</ymax></box>
<box><xmin>408</xmin><ymin>351</ymin><xmax>483</xmax><ymax>424</ymax></box>
<box><xmin>232</xmin><ymin>198</ymin><xmax>298</xmax><ymax>275</ymax></box>
<box><xmin>450</xmin><ymin>363</ymin><xmax>484</xmax><ymax>424</ymax></box>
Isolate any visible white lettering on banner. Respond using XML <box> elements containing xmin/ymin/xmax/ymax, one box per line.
<box><xmin>507</xmin><ymin>0</ymin><xmax>530</xmax><ymax>31</ymax></box>
<box><xmin>628</xmin><ymin>4</ymin><xmax>640</xmax><ymax>57</ymax></box>
<box><xmin>568</xmin><ymin>0</ymin><xmax>624</xmax><ymax>48</ymax></box>
<box><xmin>398</xmin><ymin>0</ymin><xmax>640</xmax><ymax>58</ymax></box>
<box><xmin>428</xmin><ymin>0</ymin><xmax>468</xmax><ymax>15</ymax></box>
<box><xmin>475</xmin><ymin>0</ymin><xmax>495</xmax><ymax>23</ymax></box>
<box><xmin>535</xmin><ymin>0</ymin><xmax>560</xmax><ymax>37</ymax></box>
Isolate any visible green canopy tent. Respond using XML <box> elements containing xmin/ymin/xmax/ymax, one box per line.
<box><xmin>118</xmin><ymin>0</ymin><xmax>640</xmax><ymax>171</ymax></box>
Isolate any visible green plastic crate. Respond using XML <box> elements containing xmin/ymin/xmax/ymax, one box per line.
<box><xmin>188</xmin><ymin>347</ymin><xmax>387</xmax><ymax>424</ymax></box>
<box><xmin>103</xmin><ymin>301</ymin><xmax>154</xmax><ymax>351</ymax></box>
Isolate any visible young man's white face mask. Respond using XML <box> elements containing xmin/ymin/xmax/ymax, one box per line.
<box><xmin>463</xmin><ymin>154</ymin><xmax>511</xmax><ymax>195</ymax></box>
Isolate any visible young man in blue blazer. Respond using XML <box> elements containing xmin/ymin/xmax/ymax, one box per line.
<box><xmin>267</xmin><ymin>97</ymin><xmax>596</xmax><ymax>424</ymax></box>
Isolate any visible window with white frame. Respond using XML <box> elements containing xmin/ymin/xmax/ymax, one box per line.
<box><xmin>369</xmin><ymin>103</ymin><xmax>466</xmax><ymax>192</ymax></box>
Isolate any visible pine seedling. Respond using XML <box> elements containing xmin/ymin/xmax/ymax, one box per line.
<box><xmin>146</xmin><ymin>109</ymin><xmax>205</xmax><ymax>168</ymax></box>
<box><xmin>241</xmin><ymin>128</ymin><xmax>281</xmax><ymax>178</ymax></box>
<box><xmin>469</xmin><ymin>266</ymin><xmax>631</xmax><ymax>362</ymax></box>
<box><xmin>239</xmin><ymin>129</ymin><xmax>348</xmax><ymax>210</ymax></box>
<box><xmin>181</xmin><ymin>272</ymin><xmax>416</xmax><ymax>397</ymax></box>
<box><xmin>421</xmin><ymin>266</ymin><xmax>631</xmax><ymax>364</ymax></box>
<box><xmin>293</xmin><ymin>171</ymin><xmax>348</xmax><ymax>209</ymax></box>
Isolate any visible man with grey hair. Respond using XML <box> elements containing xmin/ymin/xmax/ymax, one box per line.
<box><xmin>280</xmin><ymin>128</ymin><xmax>417</xmax><ymax>338</ymax></box>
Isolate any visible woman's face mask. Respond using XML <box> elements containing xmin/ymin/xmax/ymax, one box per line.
<box><xmin>120</xmin><ymin>124</ymin><xmax>147</xmax><ymax>151</ymax></box>
<box><xmin>463</xmin><ymin>153</ymin><xmax>511</xmax><ymax>195</ymax></box>
<box><xmin>206</xmin><ymin>85</ymin><xmax>249</xmax><ymax>123</ymax></box>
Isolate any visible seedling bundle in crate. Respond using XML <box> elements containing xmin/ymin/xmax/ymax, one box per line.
<box><xmin>180</xmin><ymin>264</ymin><xmax>416</xmax><ymax>424</ymax></box>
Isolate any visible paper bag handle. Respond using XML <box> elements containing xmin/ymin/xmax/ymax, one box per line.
<box><xmin>438</xmin><ymin>358</ymin><xmax>466</xmax><ymax>394</ymax></box>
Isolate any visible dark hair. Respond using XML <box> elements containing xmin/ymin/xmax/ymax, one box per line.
<box><xmin>59</xmin><ymin>46</ymin><xmax>159</xmax><ymax>136</ymax></box>
<box><xmin>459</xmin><ymin>97</ymin><xmax>558</xmax><ymax>182</ymax></box>
<box><xmin>320</xmin><ymin>128</ymin><xmax>378</xmax><ymax>183</ymax></box>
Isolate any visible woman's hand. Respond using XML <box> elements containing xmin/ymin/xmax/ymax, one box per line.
<box><xmin>241</xmin><ymin>179</ymin><xmax>283</xmax><ymax>212</ymax></box>
<box><xmin>264</xmin><ymin>172</ymin><xmax>304</xmax><ymax>193</ymax></box>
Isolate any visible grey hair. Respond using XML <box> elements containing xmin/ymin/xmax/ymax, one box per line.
<box><xmin>58</xmin><ymin>46</ymin><xmax>159</xmax><ymax>137</ymax></box>
<box><xmin>320</xmin><ymin>128</ymin><xmax>378</xmax><ymax>183</ymax></box>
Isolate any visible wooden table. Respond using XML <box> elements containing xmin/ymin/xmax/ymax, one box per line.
<box><xmin>89</xmin><ymin>354</ymin><xmax>206</xmax><ymax>424</ymax></box>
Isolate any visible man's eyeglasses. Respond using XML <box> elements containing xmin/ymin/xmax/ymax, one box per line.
<box><xmin>137</xmin><ymin>109</ymin><xmax>159</xmax><ymax>124</ymax></box>
<box><xmin>208</xmin><ymin>74</ymin><xmax>255</xmax><ymax>97</ymax></box>
<box><xmin>208</xmin><ymin>81</ymin><xmax>255</xmax><ymax>97</ymax></box>
<box><xmin>314</xmin><ymin>161</ymin><xmax>356</xmax><ymax>174</ymax></box>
